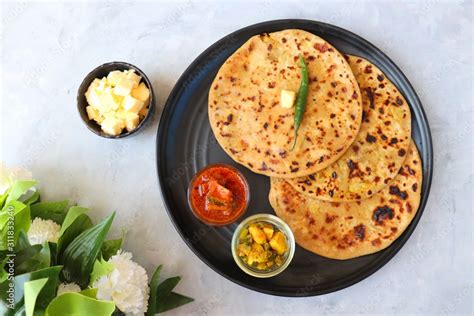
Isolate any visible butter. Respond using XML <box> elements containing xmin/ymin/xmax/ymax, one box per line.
<box><xmin>101</xmin><ymin>116</ymin><xmax>125</xmax><ymax>136</ymax></box>
<box><xmin>280</xmin><ymin>90</ymin><xmax>296</xmax><ymax>109</ymax></box>
<box><xmin>131</xmin><ymin>82</ymin><xmax>150</xmax><ymax>102</ymax></box>
<box><xmin>116</xmin><ymin>109</ymin><xmax>140</xmax><ymax>132</ymax></box>
<box><xmin>86</xmin><ymin>106</ymin><xmax>103</xmax><ymax>123</ymax></box>
<box><xmin>84</xmin><ymin>69</ymin><xmax>150</xmax><ymax>136</ymax></box>
<box><xmin>122</xmin><ymin>95</ymin><xmax>144</xmax><ymax>113</ymax></box>
<box><xmin>125</xmin><ymin>70</ymin><xmax>141</xmax><ymax>87</ymax></box>
<box><xmin>106</xmin><ymin>71</ymin><xmax>125</xmax><ymax>86</ymax></box>
<box><xmin>85</xmin><ymin>79</ymin><xmax>101</xmax><ymax>108</ymax></box>
<box><xmin>98</xmin><ymin>87</ymin><xmax>121</xmax><ymax>112</ymax></box>
<box><xmin>113</xmin><ymin>77</ymin><xmax>135</xmax><ymax>96</ymax></box>
<box><xmin>125</xmin><ymin>113</ymin><xmax>140</xmax><ymax>132</ymax></box>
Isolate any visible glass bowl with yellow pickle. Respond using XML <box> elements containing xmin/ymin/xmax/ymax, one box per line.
<box><xmin>231</xmin><ymin>214</ymin><xmax>295</xmax><ymax>278</ymax></box>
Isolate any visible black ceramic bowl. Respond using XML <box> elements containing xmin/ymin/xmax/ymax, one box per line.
<box><xmin>77</xmin><ymin>61</ymin><xmax>155</xmax><ymax>139</ymax></box>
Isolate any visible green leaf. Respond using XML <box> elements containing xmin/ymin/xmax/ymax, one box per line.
<box><xmin>49</xmin><ymin>242</ymin><xmax>58</xmax><ymax>266</ymax></box>
<box><xmin>0</xmin><ymin>200</ymin><xmax>30</xmax><ymax>251</ymax></box>
<box><xmin>15</xmin><ymin>233</ymin><xmax>51</xmax><ymax>275</ymax></box>
<box><xmin>89</xmin><ymin>257</ymin><xmax>114</xmax><ymax>286</ymax></box>
<box><xmin>57</xmin><ymin>214</ymin><xmax>93</xmax><ymax>260</ymax></box>
<box><xmin>156</xmin><ymin>276</ymin><xmax>181</xmax><ymax>299</ymax></box>
<box><xmin>147</xmin><ymin>268</ymin><xmax>194</xmax><ymax>315</ymax></box>
<box><xmin>14</xmin><ymin>244</ymin><xmax>42</xmax><ymax>275</ymax></box>
<box><xmin>45</xmin><ymin>292</ymin><xmax>115</xmax><ymax>316</ymax></box>
<box><xmin>156</xmin><ymin>292</ymin><xmax>194</xmax><ymax>314</ymax></box>
<box><xmin>0</xmin><ymin>265</ymin><xmax>62</xmax><ymax>315</ymax></box>
<box><xmin>24</xmin><ymin>277</ymin><xmax>48</xmax><ymax>316</ymax></box>
<box><xmin>61</xmin><ymin>212</ymin><xmax>115</xmax><ymax>287</ymax></box>
<box><xmin>0</xmin><ymin>200</ymin><xmax>26</xmax><ymax>227</ymax></box>
<box><xmin>5</xmin><ymin>180</ymin><xmax>37</xmax><ymax>204</ymax></box>
<box><xmin>156</xmin><ymin>277</ymin><xmax>193</xmax><ymax>314</ymax></box>
<box><xmin>0</xmin><ymin>257</ymin><xmax>8</xmax><ymax>283</ymax></box>
<box><xmin>79</xmin><ymin>287</ymin><xmax>98</xmax><ymax>299</ymax></box>
<box><xmin>16</xmin><ymin>230</ymin><xmax>31</xmax><ymax>251</ymax></box>
<box><xmin>59</xmin><ymin>206</ymin><xmax>89</xmax><ymax>236</ymax></box>
<box><xmin>30</xmin><ymin>200</ymin><xmax>69</xmax><ymax>224</ymax></box>
<box><xmin>0</xmin><ymin>189</ymin><xmax>9</xmax><ymax>209</ymax></box>
<box><xmin>37</xmin><ymin>242</ymin><xmax>51</xmax><ymax>268</ymax></box>
<box><xmin>145</xmin><ymin>265</ymin><xmax>162</xmax><ymax>316</ymax></box>
<box><xmin>22</xmin><ymin>189</ymin><xmax>40</xmax><ymax>206</ymax></box>
<box><xmin>101</xmin><ymin>238</ymin><xmax>123</xmax><ymax>261</ymax></box>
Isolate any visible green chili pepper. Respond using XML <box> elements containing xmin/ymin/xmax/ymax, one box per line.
<box><xmin>291</xmin><ymin>55</ymin><xmax>309</xmax><ymax>150</ymax></box>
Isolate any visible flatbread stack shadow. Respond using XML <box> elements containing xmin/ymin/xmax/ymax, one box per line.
<box><xmin>208</xmin><ymin>29</ymin><xmax>421</xmax><ymax>259</ymax></box>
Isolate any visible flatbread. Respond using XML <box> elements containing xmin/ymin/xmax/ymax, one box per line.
<box><xmin>208</xmin><ymin>29</ymin><xmax>362</xmax><ymax>178</ymax></box>
<box><xmin>287</xmin><ymin>55</ymin><xmax>411</xmax><ymax>201</ymax></box>
<box><xmin>269</xmin><ymin>142</ymin><xmax>422</xmax><ymax>260</ymax></box>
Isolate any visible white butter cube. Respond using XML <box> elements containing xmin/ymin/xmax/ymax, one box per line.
<box><xmin>107</xmin><ymin>71</ymin><xmax>127</xmax><ymax>86</ymax></box>
<box><xmin>122</xmin><ymin>95</ymin><xmax>144</xmax><ymax>113</ymax></box>
<box><xmin>116</xmin><ymin>109</ymin><xmax>140</xmax><ymax>132</ymax></box>
<box><xmin>131</xmin><ymin>82</ymin><xmax>150</xmax><ymax>102</ymax></box>
<box><xmin>86</xmin><ymin>88</ymin><xmax>102</xmax><ymax>108</ymax></box>
<box><xmin>125</xmin><ymin>70</ymin><xmax>141</xmax><ymax>88</ymax></box>
<box><xmin>98</xmin><ymin>87</ymin><xmax>121</xmax><ymax>112</ymax></box>
<box><xmin>280</xmin><ymin>90</ymin><xmax>296</xmax><ymax>109</ymax></box>
<box><xmin>85</xmin><ymin>89</ymin><xmax>99</xmax><ymax>108</ymax></box>
<box><xmin>101</xmin><ymin>115</ymin><xmax>125</xmax><ymax>136</ymax></box>
<box><xmin>86</xmin><ymin>106</ymin><xmax>103</xmax><ymax>123</ymax></box>
<box><xmin>125</xmin><ymin>113</ymin><xmax>140</xmax><ymax>132</ymax></box>
<box><xmin>113</xmin><ymin>77</ymin><xmax>136</xmax><ymax>96</ymax></box>
<box><xmin>88</xmin><ymin>78</ymin><xmax>101</xmax><ymax>89</ymax></box>
<box><xmin>85</xmin><ymin>79</ymin><xmax>101</xmax><ymax>108</ymax></box>
<box><xmin>97</xmin><ymin>78</ymin><xmax>107</xmax><ymax>89</ymax></box>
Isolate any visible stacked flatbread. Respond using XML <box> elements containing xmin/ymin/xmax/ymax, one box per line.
<box><xmin>209</xmin><ymin>29</ymin><xmax>362</xmax><ymax>178</ymax></box>
<box><xmin>269</xmin><ymin>142</ymin><xmax>421</xmax><ymax>259</ymax></box>
<box><xmin>208</xmin><ymin>29</ymin><xmax>421</xmax><ymax>259</ymax></box>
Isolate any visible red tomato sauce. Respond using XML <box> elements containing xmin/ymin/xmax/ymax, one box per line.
<box><xmin>188</xmin><ymin>164</ymin><xmax>248</xmax><ymax>225</ymax></box>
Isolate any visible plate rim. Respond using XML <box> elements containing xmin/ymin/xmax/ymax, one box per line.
<box><xmin>156</xmin><ymin>18</ymin><xmax>434</xmax><ymax>297</ymax></box>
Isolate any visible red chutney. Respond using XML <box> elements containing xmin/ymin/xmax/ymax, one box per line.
<box><xmin>188</xmin><ymin>164</ymin><xmax>249</xmax><ymax>225</ymax></box>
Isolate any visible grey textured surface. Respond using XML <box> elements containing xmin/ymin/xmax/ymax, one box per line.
<box><xmin>1</xmin><ymin>1</ymin><xmax>472</xmax><ymax>315</ymax></box>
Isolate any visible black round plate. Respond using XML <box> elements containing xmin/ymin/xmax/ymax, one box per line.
<box><xmin>156</xmin><ymin>19</ymin><xmax>433</xmax><ymax>297</ymax></box>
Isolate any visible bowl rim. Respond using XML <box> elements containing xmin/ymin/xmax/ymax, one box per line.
<box><xmin>231</xmin><ymin>213</ymin><xmax>296</xmax><ymax>278</ymax></box>
<box><xmin>76</xmin><ymin>61</ymin><xmax>155</xmax><ymax>139</ymax></box>
<box><xmin>186</xmin><ymin>163</ymin><xmax>250</xmax><ymax>226</ymax></box>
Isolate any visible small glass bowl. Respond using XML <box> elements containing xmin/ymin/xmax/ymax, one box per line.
<box><xmin>231</xmin><ymin>214</ymin><xmax>295</xmax><ymax>278</ymax></box>
<box><xmin>187</xmin><ymin>164</ymin><xmax>250</xmax><ymax>226</ymax></box>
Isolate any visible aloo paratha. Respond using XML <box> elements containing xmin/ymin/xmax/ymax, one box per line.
<box><xmin>208</xmin><ymin>30</ymin><xmax>362</xmax><ymax>178</ymax></box>
<box><xmin>287</xmin><ymin>55</ymin><xmax>411</xmax><ymax>201</ymax></box>
<box><xmin>269</xmin><ymin>142</ymin><xmax>422</xmax><ymax>260</ymax></box>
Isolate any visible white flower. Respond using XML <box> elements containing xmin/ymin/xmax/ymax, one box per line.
<box><xmin>0</xmin><ymin>162</ymin><xmax>32</xmax><ymax>194</ymax></box>
<box><xmin>27</xmin><ymin>218</ymin><xmax>61</xmax><ymax>245</ymax></box>
<box><xmin>57</xmin><ymin>282</ymin><xmax>81</xmax><ymax>296</ymax></box>
<box><xmin>93</xmin><ymin>251</ymin><xmax>149</xmax><ymax>316</ymax></box>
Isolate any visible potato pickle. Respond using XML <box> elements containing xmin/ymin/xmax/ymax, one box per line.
<box><xmin>237</xmin><ymin>221</ymin><xmax>288</xmax><ymax>270</ymax></box>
